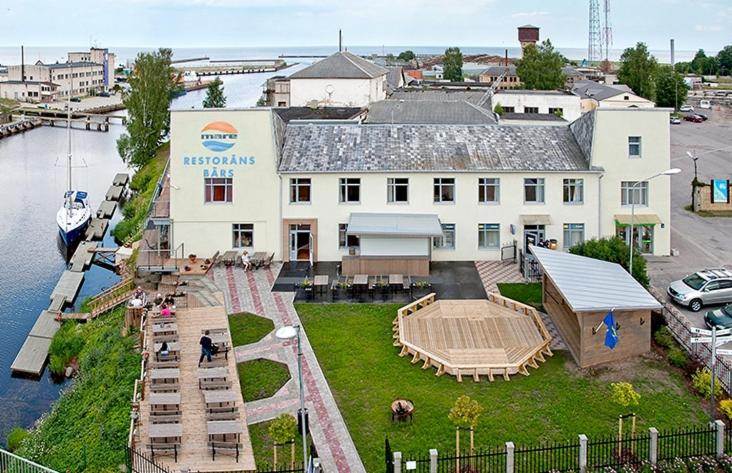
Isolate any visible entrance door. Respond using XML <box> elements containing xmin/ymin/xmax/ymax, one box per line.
<box><xmin>523</xmin><ymin>225</ymin><xmax>546</xmax><ymax>253</ymax></box>
<box><xmin>289</xmin><ymin>224</ymin><xmax>311</xmax><ymax>261</ymax></box>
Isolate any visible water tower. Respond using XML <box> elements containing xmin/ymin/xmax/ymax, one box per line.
<box><xmin>518</xmin><ymin>25</ymin><xmax>540</xmax><ymax>52</ymax></box>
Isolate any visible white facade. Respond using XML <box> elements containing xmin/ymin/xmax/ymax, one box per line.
<box><xmin>0</xmin><ymin>81</ymin><xmax>59</xmax><ymax>102</ymax></box>
<box><xmin>7</xmin><ymin>62</ymin><xmax>104</xmax><ymax>97</ymax></box>
<box><xmin>167</xmin><ymin>107</ymin><xmax>673</xmax><ymax>264</ymax></box>
<box><xmin>289</xmin><ymin>77</ymin><xmax>386</xmax><ymax>107</ymax></box>
<box><xmin>492</xmin><ymin>91</ymin><xmax>582</xmax><ymax>121</ymax></box>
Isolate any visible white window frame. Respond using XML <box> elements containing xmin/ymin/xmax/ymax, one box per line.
<box><xmin>338</xmin><ymin>224</ymin><xmax>360</xmax><ymax>249</ymax></box>
<box><xmin>563</xmin><ymin>178</ymin><xmax>584</xmax><ymax>204</ymax></box>
<box><xmin>289</xmin><ymin>177</ymin><xmax>311</xmax><ymax>204</ymax></box>
<box><xmin>524</xmin><ymin>178</ymin><xmax>545</xmax><ymax>204</ymax></box>
<box><xmin>563</xmin><ymin>223</ymin><xmax>585</xmax><ymax>249</ymax></box>
<box><xmin>478</xmin><ymin>177</ymin><xmax>500</xmax><ymax>204</ymax></box>
<box><xmin>232</xmin><ymin>223</ymin><xmax>254</xmax><ymax>248</ymax></box>
<box><xmin>204</xmin><ymin>177</ymin><xmax>233</xmax><ymax>203</ymax></box>
<box><xmin>434</xmin><ymin>223</ymin><xmax>455</xmax><ymax>249</ymax></box>
<box><xmin>478</xmin><ymin>223</ymin><xmax>501</xmax><ymax>249</ymax></box>
<box><xmin>621</xmin><ymin>181</ymin><xmax>649</xmax><ymax>206</ymax></box>
<box><xmin>628</xmin><ymin>136</ymin><xmax>642</xmax><ymax>159</ymax></box>
<box><xmin>387</xmin><ymin>177</ymin><xmax>409</xmax><ymax>204</ymax></box>
<box><xmin>434</xmin><ymin>178</ymin><xmax>455</xmax><ymax>204</ymax></box>
<box><xmin>339</xmin><ymin>177</ymin><xmax>361</xmax><ymax>204</ymax></box>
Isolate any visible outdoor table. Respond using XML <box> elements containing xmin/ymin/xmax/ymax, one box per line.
<box><xmin>150</xmin><ymin>368</ymin><xmax>180</xmax><ymax>383</ymax></box>
<box><xmin>221</xmin><ymin>250</ymin><xmax>240</xmax><ymax>266</ymax></box>
<box><xmin>149</xmin><ymin>423</ymin><xmax>182</xmax><ymax>442</ymax></box>
<box><xmin>210</xmin><ymin>333</ymin><xmax>230</xmax><ymax>346</ymax></box>
<box><xmin>198</xmin><ymin>367</ymin><xmax>229</xmax><ymax>380</ymax></box>
<box><xmin>150</xmin><ymin>392</ymin><xmax>181</xmax><ymax>411</ymax></box>
<box><xmin>204</xmin><ymin>390</ymin><xmax>238</xmax><ymax>407</ymax></box>
<box><xmin>314</xmin><ymin>275</ymin><xmax>329</xmax><ymax>297</ymax></box>
<box><xmin>207</xmin><ymin>420</ymin><xmax>243</xmax><ymax>442</ymax></box>
<box><xmin>353</xmin><ymin>274</ymin><xmax>368</xmax><ymax>286</ymax></box>
<box><xmin>153</xmin><ymin>342</ymin><xmax>180</xmax><ymax>353</ymax></box>
<box><xmin>389</xmin><ymin>274</ymin><xmax>404</xmax><ymax>286</ymax></box>
<box><xmin>152</xmin><ymin>322</ymin><xmax>177</xmax><ymax>336</ymax></box>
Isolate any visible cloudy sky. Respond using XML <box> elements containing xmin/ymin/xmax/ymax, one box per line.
<box><xmin>1</xmin><ymin>0</ymin><xmax>728</xmax><ymax>52</ymax></box>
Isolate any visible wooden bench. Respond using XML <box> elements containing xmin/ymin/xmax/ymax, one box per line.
<box><xmin>150</xmin><ymin>413</ymin><xmax>182</xmax><ymax>424</ymax></box>
<box><xmin>199</xmin><ymin>379</ymin><xmax>232</xmax><ymax>390</ymax></box>
<box><xmin>150</xmin><ymin>359</ymin><xmax>180</xmax><ymax>369</ymax></box>
<box><xmin>149</xmin><ymin>382</ymin><xmax>180</xmax><ymax>393</ymax></box>
<box><xmin>199</xmin><ymin>357</ymin><xmax>228</xmax><ymax>368</ymax></box>
<box><xmin>152</xmin><ymin>333</ymin><xmax>178</xmax><ymax>343</ymax></box>
<box><xmin>149</xmin><ymin>443</ymin><xmax>179</xmax><ymax>462</ymax></box>
<box><xmin>209</xmin><ymin>441</ymin><xmax>241</xmax><ymax>462</ymax></box>
<box><xmin>207</xmin><ymin>410</ymin><xmax>241</xmax><ymax>421</ymax></box>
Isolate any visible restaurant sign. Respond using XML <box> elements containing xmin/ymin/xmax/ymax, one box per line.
<box><xmin>181</xmin><ymin>121</ymin><xmax>256</xmax><ymax>177</ymax></box>
<box><xmin>712</xmin><ymin>179</ymin><xmax>730</xmax><ymax>204</ymax></box>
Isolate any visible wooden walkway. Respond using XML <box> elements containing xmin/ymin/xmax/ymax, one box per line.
<box><xmin>137</xmin><ymin>303</ymin><xmax>255</xmax><ymax>471</ymax></box>
<box><xmin>394</xmin><ymin>294</ymin><xmax>553</xmax><ymax>382</ymax></box>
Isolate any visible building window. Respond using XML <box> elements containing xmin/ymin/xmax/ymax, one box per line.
<box><xmin>232</xmin><ymin>224</ymin><xmax>254</xmax><ymax>248</ymax></box>
<box><xmin>204</xmin><ymin>177</ymin><xmax>233</xmax><ymax>203</ymax></box>
<box><xmin>503</xmin><ymin>106</ymin><xmax>515</xmax><ymax>113</ymax></box>
<box><xmin>433</xmin><ymin>223</ymin><xmax>455</xmax><ymax>249</ymax></box>
<box><xmin>478</xmin><ymin>178</ymin><xmax>500</xmax><ymax>203</ymax></box>
<box><xmin>628</xmin><ymin>136</ymin><xmax>642</xmax><ymax>158</ymax></box>
<box><xmin>387</xmin><ymin>178</ymin><xmax>409</xmax><ymax>203</ymax></box>
<box><xmin>339</xmin><ymin>178</ymin><xmax>360</xmax><ymax>203</ymax></box>
<box><xmin>549</xmin><ymin>107</ymin><xmax>563</xmax><ymax>116</ymax></box>
<box><xmin>563</xmin><ymin>223</ymin><xmax>585</xmax><ymax>249</ymax></box>
<box><xmin>524</xmin><ymin>106</ymin><xmax>539</xmax><ymax>114</ymax></box>
<box><xmin>434</xmin><ymin>178</ymin><xmax>455</xmax><ymax>203</ymax></box>
<box><xmin>524</xmin><ymin>178</ymin><xmax>545</xmax><ymax>203</ymax></box>
<box><xmin>338</xmin><ymin>224</ymin><xmax>360</xmax><ymax>249</ymax></box>
<box><xmin>563</xmin><ymin>179</ymin><xmax>584</xmax><ymax>204</ymax></box>
<box><xmin>289</xmin><ymin>178</ymin><xmax>311</xmax><ymax>203</ymax></box>
<box><xmin>621</xmin><ymin>181</ymin><xmax>649</xmax><ymax>206</ymax></box>
<box><xmin>478</xmin><ymin>223</ymin><xmax>500</xmax><ymax>249</ymax></box>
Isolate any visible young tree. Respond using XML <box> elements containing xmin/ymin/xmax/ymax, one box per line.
<box><xmin>268</xmin><ymin>413</ymin><xmax>297</xmax><ymax>468</ymax></box>
<box><xmin>516</xmin><ymin>39</ymin><xmax>565</xmax><ymax>90</ymax></box>
<box><xmin>117</xmin><ymin>48</ymin><xmax>174</xmax><ymax>168</ymax></box>
<box><xmin>716</xmin><ymin>45</ymin><xmax>732</xmax><ymax>76</ymax></box>
<box><xmin>617</xmin><ymin>42</ymin><xmax>659</xmax><ymax>101</ymax></box>
<box><xmin>493</xmin><ymin>102</ymin><xmax>504</xmax><ymax>116</ymax></box>
<box><xmin>655</xmin><ymin>65</ymin><xmax>689</xmax><ymax>109</ymax></box>
<box><xmin>568</xmin><ymin>237</ymin><xmax>649</xmax><ymax>287</ymax></box>
<box><xmin>203</xmin><ymin>77</ymin><xmax>226</xmax><ymax>108</ymax></box>
<box><xmin>443</xmin><ymin>47</ymin><xmax>464</xmax><ymax>82</ymax></box>
<box><xmin>448</xmin><ymin>395</ymin><xmax>483</xmax><ymax>459</ymax></box>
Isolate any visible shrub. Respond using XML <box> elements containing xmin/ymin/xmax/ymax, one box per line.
<box><xmin>654</xmin><ymin>326</ymin><xmax>675</xmax><ymax>349</ymax></box>
<box><xmin>667</xmin><ymin>348</ymin><xmax>688</xmax><ymax>368</ymax></box>
<box><xmin>719</xmin><ymin>400</ymin><xmax>732</xmax><ymax>421</ymax></box>
<box><xmin>6</xmin><ymin>427</ymin><xmax>28</xmax><ymax>452</ymax></box>
<box><xmin>568</xmin><ymin>237</ymin><xmax>649</xmax><ymax>287</ymax></box>
<box><xmin>48</xmin><ymin>322</ymin><xmax>85</xmax><ymax>376</ymax></box>
<box><xmin>448</xmin><ymin>395</ymin><xmax>483</xmax><ymax>428</ymax></box>
<box><xmin>610</xmin><ymin>382</ymin><xmax>641</xmax><ymax>408</ymax></box>
<box><xmin>720</xmin><ymin>454</ymin><xmax>732</xmax><ymax>473</ymax></box>
<box><xmin>691</xmin><ymin>368</ymin><xmax>723</xmax><ymax>400</ymax></box>
<box><xmin>493</xmin><ymin>102</ymin><xmax>504</xmax><ymax>116</ymax></box>
<box><xmin>268</xmin><ymin>414</ymin><xmax>297</xmax><ymax>445</ymax></box>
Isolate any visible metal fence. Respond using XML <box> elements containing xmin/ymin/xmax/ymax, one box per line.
<box><xmin>126</xmin><ymin>448</ymin><xmax>174</xmax><ymax>473</ymax></box>
<box><xmin>396</xmin><ymin>423</ymin><xmax>725</xmax><ymax>473</ymax></box>
<box><xmin>0</xmin><ymin>448</ymin><xmax>59</xmax><ymax>473</ymax></box>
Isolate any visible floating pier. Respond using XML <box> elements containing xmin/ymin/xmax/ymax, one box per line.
<box><xmin>11</xmin><ymin>172</ymin><xmax>129</xmax><ymax>376</ymax></box>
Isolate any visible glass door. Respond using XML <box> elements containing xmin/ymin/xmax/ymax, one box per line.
<box><xmin>289</xmin><ymin>224</ymin><xmax>311</xmax><ymax>261</ymax></box>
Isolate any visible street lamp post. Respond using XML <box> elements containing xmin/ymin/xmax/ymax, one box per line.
<box><xmin>628</xmin><ymin>168</ymin><xmax>681</xmax><ymax>278</ymax></box>
<box><xmin>276</xmin><ymin>325</ymin><xmax>308</xmax><ymax>473</ymax></box>
<box><xmin>687</xmin><ymin>151</ymin><xmax>700</xmax><ymax>210</ymax></box>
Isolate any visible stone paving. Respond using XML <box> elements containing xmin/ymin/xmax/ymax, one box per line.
<box><xmin>211</xmin><ymin>263</ymin><xmax>366</xmax><ymax>473</ymax></box>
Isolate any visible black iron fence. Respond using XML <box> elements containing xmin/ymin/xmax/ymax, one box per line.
<box><xmin>126</xmin><ymin>448</ymin><xmax>174</xmax><ymax>473</ymax></box>
<box><xmin>657</xmin><ymin>425</ymin><xmax>717</xmax><ymax>460</ymax></box>
<box><xmin>518</xmin><ymin>249</ymin><xmax>542</xmax><ymax>282</ymax></box>
<box><xmin>587</xmin><ymin>432</ymin><xmax>650</xmax><ymax>469</ymax></box>
<box><xmin>514</xmin><ymin>440</ymin><xmax>579</xmax><ymax>472</ymax></box>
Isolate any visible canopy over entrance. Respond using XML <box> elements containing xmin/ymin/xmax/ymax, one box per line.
<box><xmin>347</xmin><ymin>212</ymin><xmax>443</xmax><ymax>237</ymax></box>
<box><xmin>614</xmin><ymin>214</ymin><xmax>661</xmax><ymax>226</ymax></box>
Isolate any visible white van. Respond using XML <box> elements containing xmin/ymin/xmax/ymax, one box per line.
<box><xmin>700</xmin><ymin>100</ymin><xmax>712</xmax><ymax>109</ymax></box>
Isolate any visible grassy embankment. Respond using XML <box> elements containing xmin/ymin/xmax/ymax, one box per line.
<box><xmin>497</xmin><ymin>282</ymin><xmax>544</xmax><ymax>312</ymax></box>
<box><xmin>112</xmin><ymin>142</ymin><xmax>169</xmax><ymax>243</ymax></box>
<box><xmin>297</xmin><ymin>303</ymin><xmax>708</xmax><ymax>473</ymax></box>
<box><xmin>14</xmin><ymin>307</ymin><xmax>141</xmax><ymax>473</ymax></box>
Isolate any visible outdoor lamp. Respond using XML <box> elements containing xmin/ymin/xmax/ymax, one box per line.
<box><xmin>276</xmin><ymin>324</ymin><xmax>308</xmax><ymax>473</ymax></box>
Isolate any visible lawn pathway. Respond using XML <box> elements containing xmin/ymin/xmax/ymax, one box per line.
<box><xmin>212</xmin><ymin>263</ymin><xmax>366</xmax><ymax>473</ymax></box>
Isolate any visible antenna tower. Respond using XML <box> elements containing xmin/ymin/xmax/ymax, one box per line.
<box><xmin>603</xmin><ymin>0</ymin><xmax>613</xmax><ymax>62</ymax></box>
<box><xmin>588</xmin><ymin>0</ymin><xmax>602</xmax><ymax>63</ymax></box>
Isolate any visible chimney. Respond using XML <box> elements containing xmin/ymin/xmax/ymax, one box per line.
<box><xmin>505</xmin><ymin>49</ymin><xmax>508</xmax><ymax>67</ymax></box>
<box><xmin>670</xmin><ymin>39</ymin><xmax>675</xmax><ymax>66</ymax></box>
<box><xmin>339</xmin><ymin>30</ymin><xmax>342</xmax><ymax>52</ymax></box>
<box><xmin>21</xmin><ymin>45</ymin><xmax>25</xmax><ymax>83</ymax></box>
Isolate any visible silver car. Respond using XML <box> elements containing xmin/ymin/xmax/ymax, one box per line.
<box><xmin>668</xmin><ymin>269</ymin><xmax>732</xmax><ymax>312</ymax></box>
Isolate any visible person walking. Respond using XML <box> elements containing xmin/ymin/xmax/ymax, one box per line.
<box><xmin>199</xmin><ymin>330</ymin><xmax>213</xmax><ymax>365</ymax></box>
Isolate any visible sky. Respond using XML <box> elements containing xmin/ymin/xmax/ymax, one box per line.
<box><xmin>1</xmin><ymin>0</ymin><xmax>729</xmax><ymax>53</ymax></box>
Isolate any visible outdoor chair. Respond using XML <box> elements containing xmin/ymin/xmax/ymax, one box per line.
<box><xmin>149</xmin><ymin>443</ymin><xmax>179</xmax><ymax>462</ymax></box>
<box><xmin>209</xmin><ymin>441</ymin><xmax>241</xmax><ymax>462</ymax></box>
<box><xmin>260</xmin><ymin>253</ymin><xmax>274</xmax><ymax>270</ymax></box>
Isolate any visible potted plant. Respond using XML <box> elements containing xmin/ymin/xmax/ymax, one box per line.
<box><xmin>411</xmin><ymin>279</ymin><xmax>432</xmax><ymax>300</ymax></box>
<box><xmin>296</xmin><ymin>278</ymin><xmax>313</xmax><ymax>300</ymax></box>
<box><xmin>372</xmin><ymin>279</ymin><xmax>389</xmax><ymax>301</ymax></box>
<box><xmin>188</xmin><ymin>253</ymin><xmax>197</xmax><ymax>263</ymax></box>
<box><xmin>332</xmin><ymin>280</ymin><xmax>350</xmax><ymax>301</ymax></box>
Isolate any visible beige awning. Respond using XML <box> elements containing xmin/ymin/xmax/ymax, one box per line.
<box><xmin>520</xmin><ymin>214</ymin><xmax>552</xmax><ymax>225</ymax></box>
<box><xmin>614</xmin><ymin>214</ymin><xmax>662</xmax><ymax>226</ymax></box>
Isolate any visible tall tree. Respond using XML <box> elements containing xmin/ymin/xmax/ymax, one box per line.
<box><xmin>117</xmin><ymin>48</ymin><xmax>174</xmax><ymax>168</ymax></box>
<box><xmin>617</xmin><ymin>42</ymin><xmax>659</xmax><ymax>101</ymax></box>
<box><xmin>516</xmin><ymin>39</ymin><xmax>565</xmax><ymax>90</ymax></box>
<box><xmin>655</xmin><ymin>65</ymin><xmax>689</xmax><ymax>109</ymax></box>
<box><xmin>717</xmin><ymin>45</ymin><xmax>732</xmax><ymax>76</ymax></box>
<box><xmin>691</xmin><ymin>49</ymin><xmax>708</xmax><ymax>75</ymax></box>
<box><xmin>397</xmin><ymin>50</ymin><xmax>416</xmax><ymax>62</ymax></box>
<box><xmin>443</xmin><ymin>47</ymin><xmax>463</xmax><ymax>82</ymax></box>
<box><xmin>203</xmin><ymin>77</ymin><xmax>226</xmax><ymax>108</ymax></box>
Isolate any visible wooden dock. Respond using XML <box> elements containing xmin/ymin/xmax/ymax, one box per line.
<box><xmin>11</xmin><ymin>172</ymin><xmax>130</xmax><ymax>376</ymax></box>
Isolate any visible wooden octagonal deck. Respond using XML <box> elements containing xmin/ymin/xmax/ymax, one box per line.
<box><xmin>394</xmin><ymin>294</ymin><xmax>552</xmax><ymax>382</ymax></box>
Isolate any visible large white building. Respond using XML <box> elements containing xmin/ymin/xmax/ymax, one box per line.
<box><xmin>160</xmin><ymin>107</ymin><xmax>672</xmax><ymax>274</ymax></box>
<box><xmin>288</xmin><ymin>51</ymin><xmax>388</xmax><ymax>107</ymax></box>
<box><xmin>572</xmin><ymin>80</ymin><xmax>655</xmax><ymax>112</ymax></box>
<box><xmin>492</xmin><ymin>90</ymin><xmax>582</xmax><ymax>122</ymax></box>
<box><xmin>7</xmin><ymin>61</ymin><xmax>105</xmax><ymax>97</ymax></box>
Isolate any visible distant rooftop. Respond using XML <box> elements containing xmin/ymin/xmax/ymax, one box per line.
<box><xmin>480</xmin><ymin>65</ymin><xmax>517</xmax><ymax>76</ymax></box>
<box><xmin>496</xmin><ymin>89</ymin><xmax>572</xmax><ymax>96</ymax></box>
<box><xmin>45</xmin><ymin>61</ymin><xmax>103</xmax><ymax>69</ymax></box>
<box><xmin>273</xmin><ymin>106</ymin><xmax>364</xmax><ymax>123</ymax></box>
<box><xmin>289</xmin><ymin>51</ymin><xmax>387</xmax><ymax>80</ymax></box>
<box><xmin>500</xmin><ymin>112</ymin><xmax>565</xmax><ymax>122</ymax></box>
<box><xmin>365</xmin><ymin>100</ymin><xmax>496</xmax><ymax>125</ymax></box>
<box><xmin>389</xmin><ymin>88</ymin><xmax>488</xmax><ymax>105</ymax></box>
<box><xmin>572</xmin><ymin>80</ymin><xmax>638</xmax><ymax>101</ymax></box>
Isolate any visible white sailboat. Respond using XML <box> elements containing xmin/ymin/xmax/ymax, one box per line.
<box><xmin>56</xmin><ymin>90</ymin><xmax>91</xmax><ymax>245</ymax></box>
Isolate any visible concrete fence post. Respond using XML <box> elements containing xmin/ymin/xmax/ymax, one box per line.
<box><xmin>506</xmin><ymin>441</ymin><xmax>515</xmax><ymax>473</ymax></box>
<box><xmin>429</xmin><ymin>449</ymin><xmax>438</xmax><ymax>473</ymax></box>
<box><xmin>716</xmin><ymin>420</ymin><xmax>725</xmax><ymax>458</ymax></box>
<box><xmin>394</xmin><ymin>451</ymin><xmax>402</xmax><ymax>473</ymax></box>
<box><xmin>578</xmin><ymin>434</ymin><xmax>588</xmax><ymax>473</ymax></box>
<box><xmin>649</xmin><ymin>427</ymin><xmax>658</xmax><ymax>465</ymax></box>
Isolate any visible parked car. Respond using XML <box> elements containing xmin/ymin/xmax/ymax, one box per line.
<box><xmin>697</xmin><ymin>113</ymin><xmax>709</xmax><ymax>121</ymax></box>
<box><xmin>684</xmin><ymin>114</ymin><xmax>704</xmax><ymax>123</ymax></box>
<box><xmin>99</xmin><ymin>91</ymin><xmax>110</xmax><ymax>97</ymax></box>
<box><xmin>680</xmin><ymin>105</ymin><xmax>694</xmax><ymax>112</ymax></box>
<box><xmin>704</xmin><ymin>304</ymin><xmax>732</xmax><ymax>329</ymax></box>
<box><xmin>668</xmin><ymin>268</ymin><xmax>732</xmax><ymax>312</ymax></box>
<box><xmin>70</xmin><ymin>97</ymin><xmax>81</xmax><ymax>103</ymax></box>
<box><xmin>700</xmin><ymin>100</ymin><xmax>712</xmax><ymax>109</ymax></box>
<box><xmin>670</xmin><ymin>116</ymin><xmax>681</xmax><ymax>125</ymax></box>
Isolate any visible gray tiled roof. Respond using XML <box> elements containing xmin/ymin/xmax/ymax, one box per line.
<box><xmin>385</xmin><ymin>67</ymin><xmax>403</xmax><ymax>93</ymax></box>
<box><xmin>289</xmin><ymin>52</ymin><xmax>387</xmax><ymax>79</ymax></box>
<box><xmin>46</xmin><ymin>61</ymin><xmax>102</xmax><ymax>69</ymax></box>
<box><xmin>389</xmin><ymin>89</ymin><xmax>487</xmax><ymax>105</ymax></box>
<box><xmin>365</xmin><ymin>100</ymin><xmax>496</xmax><ymax>125</ymax></box>
<box><xmin>569</xmin><ymin>110</ymin><xmax>595</xmax><ymax>161</ymax></box>
<box><xmin>501</xmin><ymin>112</ymin><xmax>565</xmax><ymax>122</ymax></box>
<box><xmin>279</xmin><ymin>123</ymin><xmax>591</xmax><ymax>173</ymax></box>
<box><xmin>480</xmin><ymin>65</ymin><xmax>517</xmax><ymax>76</ymax></box>
<box><xmin>572</xmin><ymin>80</ymin><xmax>631</xmax><ymax>101</ymax></box>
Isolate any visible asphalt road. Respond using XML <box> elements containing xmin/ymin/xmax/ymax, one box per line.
<box><xmin>647</xmin><ymin>105</ymin><xmax>732</xmax><ymax>327</ymax></box>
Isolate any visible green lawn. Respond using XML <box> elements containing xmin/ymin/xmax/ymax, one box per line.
<box><xmin>497</xmin><ymin>282</ymin><xmax>544</xmax><ymax>312</ymax></box>
<box><xmin>228</xmin><ymin>312</ymin><xmax>274</xmax><ymax>347</ymax></box>
<box><xmin>297</xmin><ymin>304</ymin><xmax>708</xmax><ymax>473</ymax></box>
<box><xmin>249</xmin><ymin>420</ymin><xmax>308</xmax><ymax>470</ymax></box>
<box><xmin>238</xmin><ymin>358</ymin><xmax>291</xmax><ymax>401</ymax></box>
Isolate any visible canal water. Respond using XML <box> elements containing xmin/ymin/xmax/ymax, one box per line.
<box><xmin>0</xmin><ymin>65</ymin><xmax>303</xmax><ymax>443</ymax></box>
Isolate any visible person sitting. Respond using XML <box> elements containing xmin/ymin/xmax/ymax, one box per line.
<box><xmin>158</xmin><ymin>341</ymin><xmax>170</xmax><ymax>359</ymax></box>
<box><xmin>129</xmin><ymin>296</ymin><xmax>143</xmax><ymax>309</ymax></box>
<box><xmin>164</xmin><ymin>294</ymin><xmax>175</xmax><ymax>306</ymax></box>
<box><xmin>153</xmin><ymin>293</ymin><xmax>163</xmax><ymax>306</ymax></box>
<box><xmin>242</xmin><ymin>251</ymin><xmax>252</xmax><ymax>271</ymax></box>
<box><xmin>134</xmin><ymin>286</ymin><xmax>145</xmax><ymax>299</ymax></box>
<box><xmin>160</xmin><ymin>304</ymin><xmax>172</xmax><ymax>317</ymax></box>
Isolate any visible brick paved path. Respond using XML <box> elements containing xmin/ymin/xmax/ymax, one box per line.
<box><xmin>211</xmin><ymin>263</ymin><xmax>366</xmax><ymax>473</ymax></box>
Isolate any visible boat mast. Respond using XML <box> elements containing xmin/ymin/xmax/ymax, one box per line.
<box><xmin>66</xmin><ymin>77</ymin><xmax>72</xmax><ymax>213</ymax></box>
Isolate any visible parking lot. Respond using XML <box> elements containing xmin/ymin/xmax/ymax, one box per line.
<box><xmin>647</xmin><ymin>103</ymin><xmax>732</xmax><ymax>327</ymax></box>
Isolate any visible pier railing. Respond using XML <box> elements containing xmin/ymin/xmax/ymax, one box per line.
<box><xmin>0</xmin><ymin>448</ymin><xmax>59</xmax><ymax>473</ymax></box>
